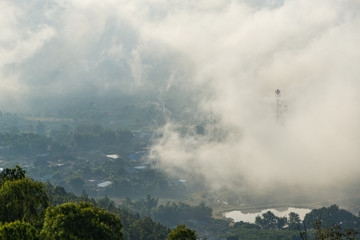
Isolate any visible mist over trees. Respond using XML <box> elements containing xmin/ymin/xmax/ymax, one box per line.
<box><xmin>1</xmin><ymin>0</ymin><xmax>360</xmax><ymax>201</ymax></box>
<box><xmin>1</xmin><ymin>0</ymin><xmax>360</xmax><ymax>239</ymax></box>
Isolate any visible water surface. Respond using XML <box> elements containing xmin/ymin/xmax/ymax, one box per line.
<box><xmin>224</xmin><ymin>207</ymin><xmax>311</xmax><ymax>223</ymax></box>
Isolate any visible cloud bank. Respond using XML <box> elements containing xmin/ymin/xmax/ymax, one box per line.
<box><xmin>0</xmin><ymin>0</ymin><xmax>194</xmax><ymax>111</ymax></box>
<box><xmin>147</xmin><ymin>0</ymin><xmax>360</xmax><ymax>200</ymax></box>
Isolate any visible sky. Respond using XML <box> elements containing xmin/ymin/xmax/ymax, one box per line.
<box><xmin>1</xmin><ymin>0</ymin><xmax>360</xmax><ymax>202</ymax></box>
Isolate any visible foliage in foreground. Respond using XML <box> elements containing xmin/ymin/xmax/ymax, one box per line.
<box><xmin>0</xmin><ymin>221</ymin><xmax>38</xmax><ymax>240</ymax></box>
<box><xmin>0</xmin><ymin>166</ymin><xmax>124</xmax><ymax>239</ymax></box>
<box><xmin>0</xmin><ymin>166</ymin><xmax>48</xmax><ymax>226</ymax></box>
<box><xmin>167</xmin><ymin>224</ymin><xmax>197</xmax><ymax>240</ymax></box>
<box><xmin>41</xmin><ymin>202</ymin><xmax>123</xmax><ymax>240</ymax></box>
<box><xmin>3</xmin><ymin>165</ymin><xmax>360</xmax><ymax>240</ymax></box>
<box><xmin>299</xmin><ymin>219</ymin><xmax>359</xmax><ymax>240</ymax></box>
<box><xmin>0</xmin><ymin>166</ymin><xmax>175</xmax><ymax>240</ymax></box>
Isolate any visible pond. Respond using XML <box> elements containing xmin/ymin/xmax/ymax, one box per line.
<box><xmin>224</xmin><ymin>207</ymin><xmax>311</xmax><ymax>223</ymax></box>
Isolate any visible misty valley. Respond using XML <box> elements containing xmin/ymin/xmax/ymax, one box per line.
<box><xmin>1</xmin><ymin>95</ymin><xmax>360</xmax><ymax>240</ymax></box>
<box><xmin>2</xmin><ymin>0</ymin><xmax>360</xmax><ymax>239</ymax></box>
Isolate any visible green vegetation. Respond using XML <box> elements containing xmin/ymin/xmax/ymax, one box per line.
<box><xmin>0</xmin><ymin>166</ymin><xmax>48</xmax><ymax>226</ymax></box>
<box><xmin>2</xmin><ymin>105</ymin><xmax>360</xmax><ymax>240</ymax></box>
<box><xmin>167</xmin><ymin>224</ymin><xmax>197</xmax><ymax>240</ymax></box>
<box><xmin>0</xmin><ymin>221</ymin><xmax>38</xmax><ymax>240</ymax></box>
<box><xmin>153</xmin><ymin>201</ymin><xmax>212</xmax><ymax>227</ymax></box>
<box><xmin>226</xmin><ymin>221</ymin><xmax>300</xmax><ymax>240</ymax></box>
<box><xmin>224</xmin><ymin>205</ymin><xmax>360</xmax><ymax>240</ymax></box>
<box><xmin>0</xmin><ymin>165</ymin><xmax>26</xmax><ymax>182</ymax></box>
<box><xmin>44</xmin><ymin>185</ymin><xmax>171</xmax><ymax>240</ymax></box>
<box><xmin>0</xmin><ymin>121</ymin><xmax>189</xmax><ymax>199</ymax></box>
<box><xmin>123</xmin><ymin>195</ymin><xmax>212</xmax><ymax>226</ymax></box>
<box><xmin>303</xmin><ymin>204</ymin><xmax>359</xmax><ymax>230</ymax></box>
<box><xmin>255</xmin><ymin>210</ymin><xmax>287</xmax><ymax>229</ymax></box>
<box><xmin>309</xmin><ymin>220</ymin><xmax>359</xmax><ymax>240</ymax></box>
<box><xmin>41</xmin><ymin>202</ymin><xmax>122</xmax><ymax>240</ymax></box>
<box><xmin>229</xmin><ymin>227</ymin><xmax>300</xmax><ymax>240</ymax></box>
<box><xmin>0</xmin><ymin>166</ymin><xmax>177</xmax><ymax>240</ymax></box>
<box><xmin>2</xmin><ymin>165</ymin><xmax>360</xmax><ymax>239</ymax></box>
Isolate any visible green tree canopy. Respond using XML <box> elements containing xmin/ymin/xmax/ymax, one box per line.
<box><xmin>65</xmin><ymin>175</ymin><xmax>85</xmax><ymax>194</ymax></box>
<box><xmin>41</xmin><ymin>202</ymin><xmax>123</xmax><ymax>240</ymax></box>
<box><xmin>127</xmin><ymin>216</ymin><xmax>169</xmax><ymax>240</ymax></box>
<box><xmin>0</xmin><ymin>175</ymin><xmax>48</xmax><ymax>225</ymax></box>
<box><xmin>0</xmin><ymin>221</ymin><xmax>38</xmax><ymax>240</ymax></box>
<box><xmin>167</xmin><ymin>224</ymin><xmax>197</xmax><ymax>240</ymax></box>
<box><xmin>304</xmin><ymin>205</ymin><xmax>359</xmax><ymax>230</ymax></box>
<box><xmin>255</xmin><ymin>211</ymin><xmax>287</xmax><ymax>230</ymax></box>
<box><xmin>288</xmin><ymin>212</ymin><xmax>301</xmax><ymax>230</ymax></box>
<box><xmin>0</xmin><ymin>165</ymin><xmax>26</xmax><ymax>183</ymax></box>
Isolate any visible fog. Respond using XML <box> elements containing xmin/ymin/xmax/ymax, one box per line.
<box><xmin>0</xmin><ymin>0</ymin><xmax>195</xmax><ymax>111</ymax></box>
<box><xmin>2</xmin><ymin>0</ymin><xmax>360</xmax><ymax>202</ymax></box>
<box><xmin>146</xmin><ymin>0</ymin><xmax>360</xmax><ymax>200</ymax></box>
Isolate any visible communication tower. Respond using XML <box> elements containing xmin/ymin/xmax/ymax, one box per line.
<box><xmin>275</xmin><ymin>89</ymin><xmax>281</xmax><ymax>121</ymax></box>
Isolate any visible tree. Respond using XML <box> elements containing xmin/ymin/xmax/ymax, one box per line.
<box><xmin>41</xmin><ymin>202</ymin><xmax>123</xmax><ymax>240</ymax></box>
<box><xmin>255</xmin><ymin>211</ymin><xmax>279</xmax><ymax>229</ymax></box>
<box><xmin>193</xmin><ymin>202</ymin><xmax>212</xmax><ymax>221</ymax></box>
<box><xmin>277</xmin><ymin>216</ymin><xmax>287</xmax><ymax>229</ymax></box>
<box><xmin>288</xmin><ymin>212</ymin><xmax>301</xmax><ymax>230</ymax></box>
<box><xmin>300</xmin><ymin>219</ymin><xmax>359</xmax><ymax>240</ymax></box>
<box><xmin>0</xmin><ymin>167</ymin><xmax>48</xmax><ymax>225</ymax></box>
<box><xmin>0</xmin><ymin>221</ymin><xmax>38</xmax><ymax>240</ymax></box>
<box><xmin>0</xmin><ymin>165</ymin><xmax>26</xmax><ymax>183</ymax></box>
<box><xmin>304</xmin><ymin>205</ymin><xmax>359</xmax><ymax>230</ymax></box>
<box><xmin>226</xmin><ymin>236</ymin><xmax>239</xmax><ymax>240</ymax></box>
<box><xmin>167</xmin><ymin>224</ymin><xmax>197</xmax><ymax>240</ymax></box>
<box><xmin>127</xmin><ymin>216</ymin><xmax>169</xmax><ymax>240</ymax></box>
<box><xmin>66</xmin><ymin>175</ymin><xmax>85</xmax><ymax>194</ymax></box>
<box><xmin>97</xmin><ymin>195</ymin><xmax>117</xmax><ymax>212</ymax></box>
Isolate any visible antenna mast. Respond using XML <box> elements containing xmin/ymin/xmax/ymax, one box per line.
<box><xmin>275</xmin><ymin>89</ymin><xmax>281</xmax><ymax>121</ymax></box>
<box><xmin>210</xmin><ymin>104</ymin><xmax>213</xmax><ymax>136</ymax></box>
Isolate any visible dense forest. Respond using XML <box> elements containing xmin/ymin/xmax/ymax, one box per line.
<box><xmin>0</xmin><ymin>166</ymin><xmax>198</xmax><ymax>240</ymax></box>
<box><xmin>1</xmin><ymin>165</ymin><xmax>360</xmax><ymax>239</ymax></box>
<box><xmin>1</xmin><ymin>108</ymin><xmax>360</xmax><ymax>239</ymax></box>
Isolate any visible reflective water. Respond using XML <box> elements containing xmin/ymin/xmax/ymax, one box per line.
<box><xmin>224</xmin><ymin>207</ymin><xmax>311</xmax><ymax>223</ymax></box>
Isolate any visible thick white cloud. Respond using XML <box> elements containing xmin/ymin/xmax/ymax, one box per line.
<box><xmin>0</xmin><ymin>1</ymin><xmax>56</xmax><ymax>106</ymax></box>
<box><xmin>147</xmin><ymin>0</ymin><xmax>360</xmax><ymax>200</ymax></box>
